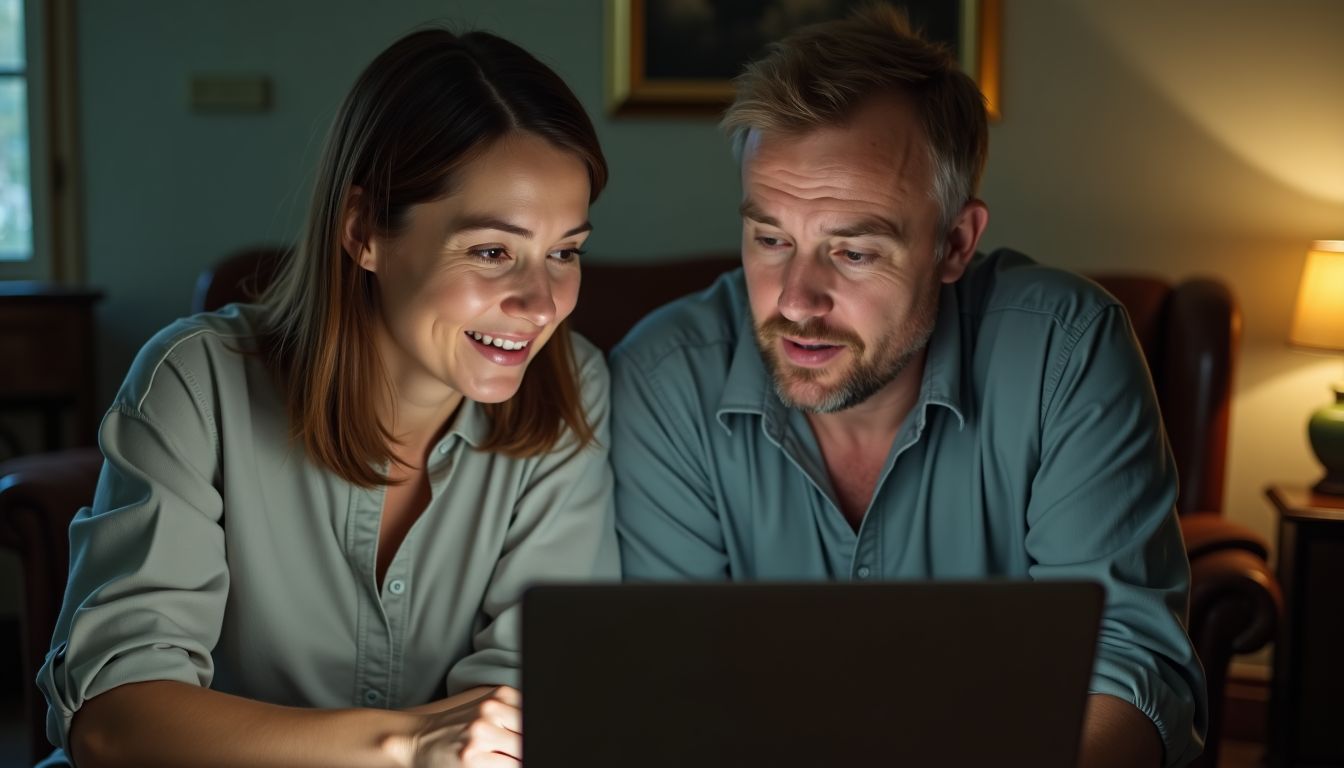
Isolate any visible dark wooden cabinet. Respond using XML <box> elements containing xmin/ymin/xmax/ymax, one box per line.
<box><xmin>0</xmin><ymin>282</ymin><xmax>103</xmax><ymax>453</ymax></box>
<box><xmin>1266</xmin><ymin>485</ymin><xmax>1344</xmax><ymax>767</ymax></box>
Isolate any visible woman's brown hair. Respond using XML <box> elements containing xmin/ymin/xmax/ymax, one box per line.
<box><xmin>259</xmin><ymin>29</ymin><xmax>608</xmax><ymax>487</ymax></box>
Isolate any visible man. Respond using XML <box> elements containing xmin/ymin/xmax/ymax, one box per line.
<box><xmin>609</xmin><ymin>6</ymin><xmax>1206</xmax><ymax>768</ymax></box>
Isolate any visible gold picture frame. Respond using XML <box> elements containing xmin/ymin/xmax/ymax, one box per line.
<box><xmin>605</xmin><ymin>0</ymin><xmax>1002</xmax><ymax>119</ymax></box>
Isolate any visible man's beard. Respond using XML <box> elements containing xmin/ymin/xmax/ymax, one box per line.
<box><xmin>754</xmin><ymin>282</ymin><xmax>941</xmax><ymax>414</ymax></box>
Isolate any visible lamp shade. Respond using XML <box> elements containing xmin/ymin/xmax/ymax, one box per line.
<box><xmin>1290</xmin><ymin>240</ymin><xmax>1344</xmax><ymax>352</ymax></box>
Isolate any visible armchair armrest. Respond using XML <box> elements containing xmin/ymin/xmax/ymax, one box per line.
<box><xmin>1182</xmin><ymin>510</ymin><xmax>1280</xmax><ymax>660</ymax></box>
<box><xmin>1188</xmin><ymin>545</ymin><xmax>1280</xmax><ymax>658</ymax></box>
<box><xmin>1183</xmin><ymin>521</ymin><xmax>1281</xmax><ymax>768</ymax></box>
<box><xmin>0</xmin><ymin>446</ymin><xmax>104</xmax><ymax>764</ymax></box>
<box><xmin>1181</xmin><ymin>510</ymin><xmax>1269</xmax><ymax>560</ymax></box>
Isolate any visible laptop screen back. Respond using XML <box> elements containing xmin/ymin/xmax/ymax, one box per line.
<box><xmin>523</xmin><ymin>581</ymin><xmax>1102</xmax><ymax>768</ymax></box>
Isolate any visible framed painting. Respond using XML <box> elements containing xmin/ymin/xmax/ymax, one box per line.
<box><xmin>605</xmin><ymin>0</ymin><xmax>1001</xmax><ymax>119</ymax></box>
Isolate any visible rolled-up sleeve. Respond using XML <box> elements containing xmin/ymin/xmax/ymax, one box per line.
<box><xmin>1026</xmin><ymin>304</ymin><xmax>1208</xmax><ymax>767</ymax></box>
<box><xmin>37</xmin><ymin>347</ymin><xmax>228</xmax><ymax>754</ymax></box>
<box><xmin>446</xmin><ymin>343</ymin><xmax>621</xmax><ymax>691</ymax></box>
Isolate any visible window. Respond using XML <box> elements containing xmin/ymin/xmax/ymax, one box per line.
<box><xmin>0</xmin><ymin>0</ymin><xmax>31</xmax><ymax>264</ymax></box>
<box><xmin>0</xmin><ymin>0</ymin><xmax>74</xmax><ymax>282</ymax></box>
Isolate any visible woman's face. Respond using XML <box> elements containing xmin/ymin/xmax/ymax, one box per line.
<box><xmin>355</xmin><ymin>132</ymin><xmax>591</xmax><ymax>409</ymax></box>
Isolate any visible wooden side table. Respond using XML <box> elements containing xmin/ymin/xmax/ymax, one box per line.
<box><xmin>1265</xmin><ymin>485</ymin><xmax>1344</xmax><ymax>767</ymax></box>
<box><xmin>0</xmin><ymin>282</ymin><xmax>103</xmax><ymax>454</ymax></box>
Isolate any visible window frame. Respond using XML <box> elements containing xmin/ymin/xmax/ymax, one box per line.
<box><xmin>0</xmin><ymin>0</ymin><xmax>78</xmax><ymax>283</ymax></box>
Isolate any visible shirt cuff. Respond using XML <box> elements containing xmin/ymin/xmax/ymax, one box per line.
<box><xmin>1089</xmin><ymin>648</ymin><xmax>1205</xmax><ymax>767</ymax></box>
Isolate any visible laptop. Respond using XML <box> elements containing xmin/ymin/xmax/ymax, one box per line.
<box><xmin>522</xmin><ymin>581</ymin><xmax>1102</xmax><ymax>768</ymax></box>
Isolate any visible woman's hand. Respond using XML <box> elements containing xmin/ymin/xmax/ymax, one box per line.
<box><xmin>384</xmin><ymin>686</ymin><xmax>522</xmax><ymax>767</ymax></box>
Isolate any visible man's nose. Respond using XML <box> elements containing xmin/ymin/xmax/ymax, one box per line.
<box><xmin>776</xmin><ymin>252</ymin><xmax>833</xmax><ymax>324</ymax></box>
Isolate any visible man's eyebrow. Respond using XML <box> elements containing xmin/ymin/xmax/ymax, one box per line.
<box><xmin>738</xmin><ymin>200</ymin><xmax>780</xmax><ymax>228</ymax></box>
<box><xmin>740</xmin><ymin>201</ymin><xmax>905</xmax><ymax>243</ymax></box>
<box><xmin>824</xmin><ymin>216</ymin><xmax>906</xmax><ymax>242</ymax></box>
<box><xmin>451</xmin><ymin>216</ymin><xmax>593</xmax><ymax>239</ymax></box>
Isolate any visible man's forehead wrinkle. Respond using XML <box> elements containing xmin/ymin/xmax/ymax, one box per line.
<box><xmin>752</xmin><ymin>163</ymin><xmax>871</xmax><ymax>198</ymax></box>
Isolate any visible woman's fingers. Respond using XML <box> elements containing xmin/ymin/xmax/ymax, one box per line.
<box><xmin>462</xmin><ymin>720</ymin><xmax>522</xmax><ymax>765</ymax></box>
<box><xmin>491</xmin><ymin>685</ymin><xmax>522</xmax><ymax>708</ymax></box>
<box><xmin>479</xmin><ymin>695</ymin><xmax>522</xmax><ymax>734</ymax></box>
<box><xmin>402</xmin><ymin>686</ymin><xmax>524</xmax><ymax>767</ymax></box>
<box><xmin>463</xmin><ymin>753</ymin><xmax>521</xmax><ymax>768</ymax></box>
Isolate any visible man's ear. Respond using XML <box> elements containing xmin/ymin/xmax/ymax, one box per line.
<box><xmin>342</xmin><ymin>186</ymin><xmax>378</xmax><ymax>273</ymax></box>
<box><xmin>938</xmin><ymin>198</ymin><xmax>989</xmax><ymax>284</ymax></box>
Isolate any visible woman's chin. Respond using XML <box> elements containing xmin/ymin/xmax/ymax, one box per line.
<box><xmin>462</xmin><ymin>378</ymin><xmax>526</xmax><ymax>404</ymax></box>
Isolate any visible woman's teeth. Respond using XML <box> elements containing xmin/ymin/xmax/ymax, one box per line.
<box><xmin>468</xmin><ymin>331</ymin><xmax>529</xmax><ymax>351</ymax></box>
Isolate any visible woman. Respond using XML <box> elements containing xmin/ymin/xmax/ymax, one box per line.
<box><xmin>37</xmin><ymin>28</ymin><xmax>616</xmax><ymax>767</ymax></box>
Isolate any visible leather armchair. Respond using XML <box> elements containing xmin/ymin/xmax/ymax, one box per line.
<box><xmin>1</xmin><ymin>251</ymin><xmax>1278</xmax><ymax>767</ymax></box>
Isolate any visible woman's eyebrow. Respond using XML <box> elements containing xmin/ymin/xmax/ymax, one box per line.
<box><xmin>452</xmin><ymin>215</ymin><xmax>592</xmax><ymax>239</ymax></box>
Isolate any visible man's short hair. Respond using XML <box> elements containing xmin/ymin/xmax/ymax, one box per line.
<box><xmin>722</xmin><ymin>4</ymin><xmax>988</xmax><ymax>234</ymax></box>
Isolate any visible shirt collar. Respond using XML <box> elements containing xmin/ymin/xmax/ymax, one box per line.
<box><xmin>920</xmin><ymin>282</ymin><xmax>966</xmax><ymax>430</ymax></box>
<box><xmin>715</xmin><ymin>314</ymin><xmax>775</xmax><ymax>434</ymax></box>
<box><xmin>439</xmin><ymin>397</ymin><xmax>491</xmax><ymax>450</ymax></box>
<box><xmin>714</xmin><ymin>281</ymin><xmax>966</xmax><ymax>435</ymax></box>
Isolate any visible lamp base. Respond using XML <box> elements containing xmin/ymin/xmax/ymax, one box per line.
<box><xmin>1309</xmin><ymin>384</ymin><xmax>1344</xmax><ymax>498</ymax></box>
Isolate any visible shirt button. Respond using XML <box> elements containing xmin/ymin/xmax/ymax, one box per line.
<box><xmin>438</xmin><ymin>443</ymin><xmax>449</xmax><ymax>455</ymax></box>
<box><xmin>388</xmin><ymin>579</ymin><xmax>406</xmax><ymax>595</ymax></box>
<box><xmin>856</xmin><ymin>566</ymin><xmax>871</xmax><ymax>579</ymax></box>
<box><xmin>364</xmin><ymin>689</ymin><xmax>381</xmax><ymax>704</ymax></box>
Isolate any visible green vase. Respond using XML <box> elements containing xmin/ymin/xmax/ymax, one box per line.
<box><xmin>1309</xmin><ymin>383</ymin><xmax>1344</xmax><ymax>496</ymax></box>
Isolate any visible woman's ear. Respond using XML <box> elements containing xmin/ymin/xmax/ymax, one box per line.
<box><xmin>342</xmin><ymin>186</ymin><xmax>378</xmax><ymax>273</ymax></box>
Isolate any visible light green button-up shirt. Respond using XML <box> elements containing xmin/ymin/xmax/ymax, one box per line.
<box><xmin>610</xmin><ymin>250</ymin><xmax>1207</xmax><ymax>767</ymax></box>
<box><xmin>37</xmin><ymin>304</ymin><xmax>619</xmax><ymax>759</ymax></box>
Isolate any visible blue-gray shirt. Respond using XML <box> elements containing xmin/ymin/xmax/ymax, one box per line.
<box><xmin>609</xmin><ymin>250</ymin><xmax>1206</xmax><ymax>766</ymax></box>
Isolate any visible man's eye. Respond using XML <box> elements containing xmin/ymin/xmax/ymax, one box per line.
<box><xmin>841</xmin><ymin>250</ymin><xmax>872</xmax><ymax>263</ymax></box>
<box><xmin>755</xmin><ymin>237</ymin><xmax>786</xmax><ymax>248</ymax></box>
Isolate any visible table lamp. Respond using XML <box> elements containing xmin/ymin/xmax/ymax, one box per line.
<box><xmin>1290</xmin><ymin>240</ymin><xmax>1344</xmax><ymax>495</ymax></box>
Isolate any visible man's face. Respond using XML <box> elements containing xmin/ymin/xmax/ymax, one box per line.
<box><xmin>740</xmin><ymin>97</ymin><xmax>967</xmax><ymax>414</ymax></box>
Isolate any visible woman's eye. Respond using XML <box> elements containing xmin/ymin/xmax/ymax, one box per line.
<box><xmin>471</xmin><ymin>247</ymin><xmax>509</xmax><ymax>261</ymax></box>
<box><xmin>549</xmin><ymin>247</ymin><xmax>586</xmax><ymax>263</ymax></box>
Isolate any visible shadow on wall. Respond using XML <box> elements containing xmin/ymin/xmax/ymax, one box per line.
<box><xmin>980</xmin><ymin>0</ymin><xmax>1342</xmax><ymax>345</ymax></box>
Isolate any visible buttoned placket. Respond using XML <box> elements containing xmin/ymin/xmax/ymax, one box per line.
<box><xmin>763</xmin><ymin>403</ymin><xmax>861</xmax><ymax>577</ymax></box>
<box><xmin>350</xmin><ymin>440</ymin><xmax>458</xmax><ymax>710</ymax></box>
<box><xmin>349</xmin><ymin>481</ymin><xmax>392</xmax><ymax>709</ymax></box>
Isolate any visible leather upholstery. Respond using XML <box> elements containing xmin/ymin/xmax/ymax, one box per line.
<box><xmin>0</xmin><ymin>447</ymin><xmax>101</xmax><ymax>764</ymax></box>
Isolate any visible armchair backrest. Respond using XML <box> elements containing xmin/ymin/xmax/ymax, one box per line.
<box><xmin>191</xmin><ymin>246</ymin><xmax>287</xmax><ymax>313</ymax></box>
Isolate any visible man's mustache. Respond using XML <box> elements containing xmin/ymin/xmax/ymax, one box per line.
<box><xmin>757</xmin><ymin>316</ymin><xmax>865</xmax><ymax>354</ymax></box>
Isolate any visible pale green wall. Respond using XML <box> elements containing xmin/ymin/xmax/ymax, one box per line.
<box><xmin>77</xmin><ymin>0</ymin><xmax>1344</xmax><ymax>570</ymax></box>
<box><xmin>78</xmin><ymin>0</ymin><xmax>743</xmax><ymax>406</ymax></box>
